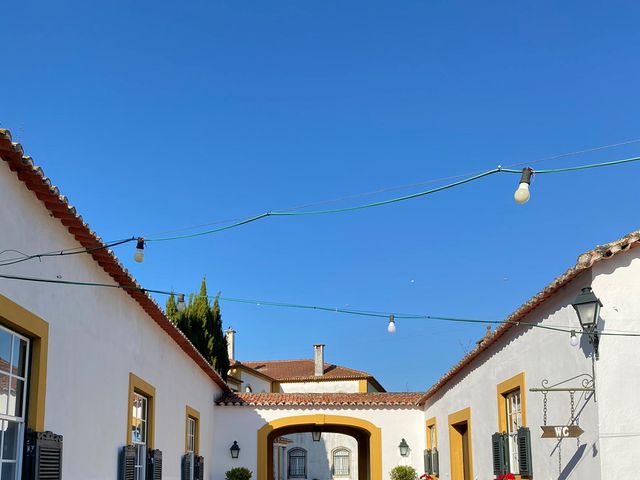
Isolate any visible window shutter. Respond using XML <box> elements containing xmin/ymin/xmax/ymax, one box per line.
<box><xmin>432</xmin><ymin>448</ymin><xmax>439</xmax><ymax>476</ymax></box>
<box><xmin>423</xmin><ymin>449</ymin><xmax>432</xmax><ymax>474</ymax></box>
<box><xmin>119</xmin><ymin>445</ymin><xmax>136</xmax><ymax>480</ymax></box>
<box><xmin>147</xmin><ymin>449</ymin><xmax>162</xmax><ymax>480</ymax></box>
<box><xmin>194</xmin><ymin>456</ymin><xmax>204</xmax><ymax>480</ymax></box>
<box><xmin>182</xmin><ymin>452</ymin><xmax>194</xmax><ymax>480</ymax></box>
<box><xmin>492</xmin><ymin>432</ymin><xmax>508</xmax><ymax>476</ymax></box>
<box><xmin>517</xmin><ymin>427</ymin><xmax>533</xmax><ymax>477</ymax></box>
<box><xmin>23</xmin><ymin>430</ymin><xmax>64</xmax><ymax>480</ymax></box>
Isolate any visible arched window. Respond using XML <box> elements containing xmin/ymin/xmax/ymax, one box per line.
<box><xmin>332</xmin><ymin>448</ymin><xmax>350</xmax><ymax>476</ymax></box>
<box><xmin>288</xmin><ymin>448</ymin><xmax>307</xmax><ymax>478</ymax></box>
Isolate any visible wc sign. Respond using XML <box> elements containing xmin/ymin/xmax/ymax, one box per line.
<box><xmin>541</xmin><ymin>425</ymin><xmax>584</xmax><ymax>438</ymax></box>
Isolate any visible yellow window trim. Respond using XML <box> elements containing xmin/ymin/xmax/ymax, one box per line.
<box><xmin>496</xmin><ymin>372</ymin><xmax>527</xmax><ymax>433</ymax></box>
<box><xmin>358</xmin><ymin>379</ymin><xmax>368</xmax><ymax>393</ymax></box>
<box><xmin>425</xmin><ymin>416</ymin><xmax>437</xmax><ymax>449</ymax></box>
<box><xmin>185</xmin><ymin>405</ymin><xmax>200</xmax><ymax>455</ymax></box>
<box><xmin>127</xmin><ymin>373</ymin><xmax>156</xmax><ymax>449</ymax></box>
<box><xmin>0</xmin><ymin>294</ymin><xmax>48</xmax><ymax>431</ymax></box>
<box><xmin>448</xmin><ymin>407</ymin><xmax>473</xmax><ymax>480</ymax></box>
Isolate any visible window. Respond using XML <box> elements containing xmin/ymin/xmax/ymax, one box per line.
<box><xmin>332</xmin><ymin>448</ymin><xmax>350</xmax><ymax>476</ymax></box>
<box><xmin>505</xmin><ymin>390</ymin><xmax>522</xmax><ymax>474</ymax></box>
<box><xmin>185</xmin><ymin>405</ymin><xmax>200</xmax><ymax>455</ymax></box>
<box><xmin>288</xmin><ymin>448</ymin><xmax>306</xmax><ymax>478</ymax></box>
<box><xmin>131</xmin><ymin>393</ymin><xmax>148</xmax><ymax>480</ymax></box>
<box><xmin>128</xmin><ymin>374</ymin><xmax>155</xmax><ymax>480</ymax></box>
<box><xmin>425</xmin><ymin>417</ymin><xmax>439</xmax><ymax>476</ymax></box>
<box><xmin>496</xmin><ymin>373</ymin><xmax>527</xmax><ymax>476</ymax></box>
<box><xmin>0</xmin><ymin>325</ymin><xmax>29</xmax><ymax>480</ymax></box>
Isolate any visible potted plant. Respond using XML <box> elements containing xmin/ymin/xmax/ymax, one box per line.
<box><xmin>225</xmin><ymin>467</ymin><xmax>253</xmax><ymax>480</ymax></box>
<box><xmin>390</xmin><ymin>466</ymin><xmax>418</xmax><ymax>480</ymax></box>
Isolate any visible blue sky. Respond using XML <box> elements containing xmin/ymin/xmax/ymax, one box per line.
<box><xmin>2</xmin><ymin>1</ymin><xmax>640</xmax><ymax>391</ymax></box>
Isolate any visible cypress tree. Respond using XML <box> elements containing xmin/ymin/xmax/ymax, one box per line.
<box><xmin>165</xmin><ymin>279</ymin><xmax>229</xmax><ymax>380</ymax></box>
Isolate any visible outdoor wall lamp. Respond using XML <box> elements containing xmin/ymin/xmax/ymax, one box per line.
<box><xmin>571</xmin><ymin>286</ymin><xmax>602</xmax><ymax>360</ymax></box>
<box><xmin>230</xmin><ymin>441</ymin><xmax>240</xmax><ymax>459</ymax></box>
<box><xmin>312</xmin><ymin>427</ymin><xmax>321</xmax><ymax>442</ymax></box>
<box><xmin>398</xmin><ymin>438</ymin><xmax>409</xmax><ymax>457</ymax></box>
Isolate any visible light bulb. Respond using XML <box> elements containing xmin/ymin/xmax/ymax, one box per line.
<box><xmin>177</xmin><ymin>293</ymin><xmax>186</xmax><ymax>312</ymax></box>
<box><xmin>514</xmin><ymin>167</ymin><xmax>533</xmax><ymax>205</ymax></box>
<box><xmin>570</xmin><ymin>330</ymin><xmax>579</xmax><ymax>347</ymax></box>
<box><xmin>514</xmin><ymin>183</ymin><xmax>530</xmax><ymax>205</ymax></box>
<box><xmin>134</xmin><ymin>238</ymin><xmax>145</xmax><ymax>263</ymax></box>
<box><xmin>387</xmin><ymin>314</ymin><xmax>396</xmax><ymax>334</ymax></box>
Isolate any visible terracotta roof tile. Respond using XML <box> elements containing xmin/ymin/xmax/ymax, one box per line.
<box><xmin>418</xmin><ymin>228</ymin><xmax>640</xmax><ymax>405</ymax></box>
<box><xmin>0</xmin><ymin>128</ymin><xmax>229</xmax><ymax>392</ymax></box>
<box><xmin>217</xmin><ymin>392</ymin><xmax>423</xmax><ymax>406</ymax></box>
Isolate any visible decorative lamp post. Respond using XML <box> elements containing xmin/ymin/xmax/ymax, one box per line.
<box><xmin>571</xmin><ymin>287</ymin><xmax>602</xmax><ymax>360</ymax></box>
<box><xmin>398</xmin><ymin>438</ymin><xmax>409</xmax><ymax>457</ymax></box>
<box><xmin>312</xmin><ymin>427</ymin><xmax>321</xmax><ymax>442</ymax></box>
<box><xmin>230</xmin><ymin>441</ymin><xmax>240</xmax><ymax>459</ymax></box>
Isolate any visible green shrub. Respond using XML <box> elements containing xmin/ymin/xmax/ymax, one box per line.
<box><xmin>390</xmin><ymin>465</ymin><xmax>417</xmax><ymax>480</ymax></box>
<box><xmin>225</xmin><ymin>467</ymin><xmax>253</xmax><ymax>480</ymax></box>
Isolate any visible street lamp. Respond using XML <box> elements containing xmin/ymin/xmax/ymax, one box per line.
<box><xmin>398</xmin><ymin>438</ymin><xmax>409</xmax><ymax>457</ymax></box>
<box><xmin>572</xmin><ymin>287</ymin><xmax>602</xmax><ymax>360</ymax></box>
<box><xmin>312</xmin><ymin>427</ymin><xmax>321</xmax><ymax>442</ymax></box>
<box><xmin>230</xmin><ymin>441</ymin><xmax>240</xmax><ymax>459</ymax></box>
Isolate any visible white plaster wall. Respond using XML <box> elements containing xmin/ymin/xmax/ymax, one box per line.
<box><xmin>284</xmin><ymin>432</ymin><xmax>358</xmax><ymax>480</ymax></box>
<box><xmin>213</xmin><ymin>406</ymin><xmax>425</xmax><ymax>480</ymax></box>
<box><xmin>423</xmin><ymin>268</ymin><xmax>610</xmax><ymax>480</ymax></box>
<box><xmin>279</xmin><ymin>380</ymin><xmax>360</xmax><ymax>393</ymax></box>
<box><xmin>0</xmin><ymin>160</ymin><xmax>224</xmax><ymax>479</ymax></box>
<box><xmin>240</xmin><ymin>370</ymin><xmax>273</xmax><ymax>393</ymax></box>
<box><xmin>592</xmin><ymin>252</ymin><xmax>640</xmax><ymax>478</ymax></box>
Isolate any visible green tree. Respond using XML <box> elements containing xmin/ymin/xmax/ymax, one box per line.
<box><xmin>165</xmin><ymin>278</ymin><xmax>229</xmax><ymax>380</ymax></box>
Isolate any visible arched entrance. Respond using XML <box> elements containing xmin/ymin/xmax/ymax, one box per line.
<box><xmin>257</xmin><ymin>414</ymin><xmax>382</xmax><ymax>480</ymax></box>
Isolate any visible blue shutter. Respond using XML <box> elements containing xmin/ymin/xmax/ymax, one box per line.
<box><xmin>24</xmin><ymin>430</ymin><xmax>64</xmax><ymax>480</ymax></box>
<box><xmin>119</xmin><ymin>445</ymin><xmax>136</xmax><ymax>480</ymax></box>
<box><xmin>423</xmin><ymin>449</ymin><xmax>432</xmax><ymax>474</ymax></box>
<box><xmin>432</xmin><ymin>448</ymin><xmax>439</xmax><ymax>476</ymax></box>
<box><xmin>194</xmin><ymin>456</ymin><xmax>204</xmax><ymax>480</ymax></box>
<box><xmin>147</xmin><ymin>449</ymin><xmax>162</xmax><ymax>480</ymax></box>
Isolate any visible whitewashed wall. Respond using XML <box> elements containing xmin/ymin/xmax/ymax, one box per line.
<box><xmin>239</xmin><ymin>370</ymin><xmax>274</xmax><ymax>393</ymax></box>
<box><xmin>279</xmin><ymin>380</ymin><xmax>360</xmax><ymax>393</ymax></box>
<box><xmin>213</xmin><ymin>406</ymin><xmax>424</xmax><ymax>480</ymax></box>
<box><xmin>591</xmin><ymin>252</ymin><xmax>640</xmax><ymax>478</ymax></box>
<box><xmin>0</xmin><ymin>160</ymin><xmax>224</xmax><ymax>479</ymax></box>
<box><xmin>422</xmin><ymin>247</ymin><xmax>640</xmax><ymax>480</ymax></box>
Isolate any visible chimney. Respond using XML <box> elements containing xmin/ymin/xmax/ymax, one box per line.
<box><xmin>313</xmin><ymin>344</ymin><xmax>325</xmax><ymax>376</ymax></box>
<box><xmin>226</xmin><ymin>328</ymin><xmax>236</xmax><ymax>362</ymax></box>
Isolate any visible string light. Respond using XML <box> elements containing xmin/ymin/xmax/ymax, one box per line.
<box><xmin>570</xmin><ymin>330</ymin><xmax>579</xmax><ymax>347</ymax></box>
<box><xmin>1</xmin><ymin>272</ymin><xmax>640</xmax><ymax>338</ymax></box>
<box><xmin>387</xmin><ymin>314</ymin><xmax>396</xmax><ymax>334</ymax></box>
<box><xmin>514</xmin><ymin>168</ymin><xmax>533</xmax><ymax>205</ymax></box>
<box><xmin>133</xmin><ymin>238</ymin><xmax>145</xmax><ymax>263</ymax></box>
<box><xmin>177</xmin><ymin>293</ymin><xmax>186</xmax><ymax>312</ymax></box>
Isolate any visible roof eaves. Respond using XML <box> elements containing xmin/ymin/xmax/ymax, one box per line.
<box><xmin>0</xmin><ymin>129</ymin><xmax>229</xmax><ymax>393</ymax></box>
<box><xmin>417</xmin><ymin>228</ymin><xmax>640</xmax><ymax>405</ymax></box>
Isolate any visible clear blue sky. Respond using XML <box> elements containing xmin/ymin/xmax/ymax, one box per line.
<box><xmin>2</xmin><ymin>1</ymin><xmax>640</xmax><ymax>391</ymax></box>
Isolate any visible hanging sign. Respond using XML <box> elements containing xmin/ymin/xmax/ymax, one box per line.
<box><xmin>540</xmin><ymin>425</ymin><xmax>584</xmax><ymax>438</ymax></box>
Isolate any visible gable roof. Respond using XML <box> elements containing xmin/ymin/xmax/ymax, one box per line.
<box><xmin>0</xmin><ymin>128</ymin><xmax>229</xmax><ymax>392</ymax></box>
<box><xmin>233</xmin><ymin>359</ymin><xmax>386</xmax><ymax>391</ymax></box>
<box><xmin>418</xmin><ymin>228</ymin><xmax>640</xmax><ymax>405</ymax></box>
<box><xmin>217</xmin><ymin>391</ymin><xmax>422</xmax><ymax>406</ymax></box>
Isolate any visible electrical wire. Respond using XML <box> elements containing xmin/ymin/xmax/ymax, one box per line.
<box><xmin>1</xmin><ymin>272</ymin><xmax>638</xmax><ymax>338</ymax></box>
<box><xmin>0</xmin><ymin>237</ymin><xmax>136</xmax><ymax>268</ymax></box>
<box><xmin>146</xmin><ymin>155</ymin><xmax>640</xmax><ymax>241</ymax></box>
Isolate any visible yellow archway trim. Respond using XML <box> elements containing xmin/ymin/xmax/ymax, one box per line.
<box><xmin>257</xmin><ymin>414</ymin><xmax>382</xmax><ymax>480</ymax></box>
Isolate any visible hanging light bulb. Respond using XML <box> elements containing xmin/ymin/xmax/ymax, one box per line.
<box><xmin>570</xmin><ymin>330</ymin><xmax>579</xmax><ymax>347</ymax></box>
<box><xmin>133</xmin><ymin>238</ymin><xmax>145</xmax><ymax>263</ymax></box>
<box><xmin>387</xmin><ymin>314</ymin><xmax>396</xmax><ymax>334</ymax></box>
<box><xmin>514</xmin><ymin>168</ymin><xmax>533</xmax><ymax>205</ymax></box>
<box><xmin>177</xmin><ymin>293</ymin><xmax>186</xmax><ymax>312</ymax></box>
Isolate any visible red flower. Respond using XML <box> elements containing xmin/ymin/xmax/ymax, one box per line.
<box><xmin>419</xmin><ymin>475</ymin><xmax>434</xmax><ymax>480</ymax></box>
<box><xmin>497</xmin><ymin>474</ymin><xmax>515</xmax><ymax>480</ymax></box>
